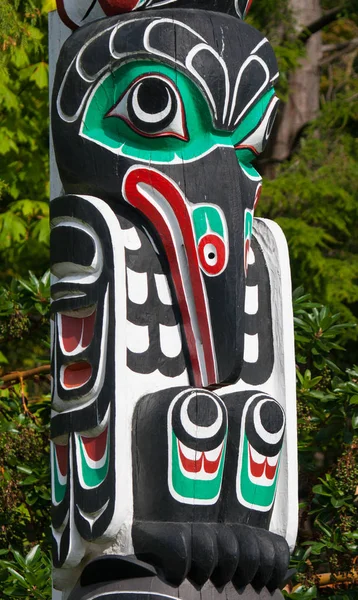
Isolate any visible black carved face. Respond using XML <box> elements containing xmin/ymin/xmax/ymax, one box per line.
<box><xmin>52</xmin><ymin>10</ymin><xmax>279</xmax><ymax>387</ymax></box>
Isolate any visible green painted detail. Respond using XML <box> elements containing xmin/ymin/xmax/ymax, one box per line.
<box><xmin>192</xmin><ymin>205</ymin><xmax>225</xmax><ymax>243</ymax></box>
<box><xmin>52</xmin><ymin>443</ymin><xmax>66</xmax><ymax>505</ymax></box>
<box><xmin>78</xmin><ymin>432</ymin><xmax>109</xmax><ymax>489</ymax></box>
<box><xmin>82</xmin><ymin>61</ymin><xmax>275</xmax><ymax>165</ymax></box>
<box><xmin>171</xmin><ymin>431</ymin><xmax>227</xmax><ymax>501</ymax></box>
<box><xmin>233</xmin><ymin>89</ymin><xmax>275</xmax><ymax>146</ymax></box>
<box><xmin>244</xmin><ymin>209</ymin><xmax>253</xmax><ymax>239</ymax></box>
<box><xmin>239</xmin><ymin>434</ymin><xmax>280</xmax><ymax>509</ymax></box>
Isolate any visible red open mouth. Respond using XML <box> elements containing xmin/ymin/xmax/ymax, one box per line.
<box><xmin>54</xmin><ymin>442</ymin><xmax>68</xmax><ymax>477</ymax></box>
<box><xmin>81</xmin><ymin>427</ymin><xmax>108</xmax><ymax>462</ymax></box>
<box><xmin>60</xmin><ymin>310</ymin><xmax>96</xmax><ymax>354</ymax></box>
<box><xmin>63</xmin><ymin>361</ymin><xmax>92</xmax><ymax>389</ymax></box>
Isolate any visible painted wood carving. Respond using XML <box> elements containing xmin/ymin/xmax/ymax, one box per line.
<box><xmin>49</xmin><ymin>2</ymin><xmax>298</xmax><ymax>599</ymax></box>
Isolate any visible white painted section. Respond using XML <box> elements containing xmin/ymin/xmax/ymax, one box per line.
<box><xmin>49</xmin><ymin>11</ymin><xmax>70</xmax><ymax>200</ymax></box>
<box><xmin>243</xmin><ymin>333</ymin><xmax>259</xmax><ymax>363</ymax></box>
<box><xmin>260</xmin><ymin>218</ymin><xmax>298</xmax><ymax>551</ymax></box>
<box><xmin>248</xmin><ymin>246</ymin><xmax>255</xmax><ymax>265</ymax></box>
<box><xmin>123</xmin><ymin>227</ymin><xmax>141</xmax><ymax>250</ymax></box>
<box><xmin>244</xmin><ymin>285</ymin><xmax>258</xmax><ymax>315</ymax></box>
<box><xmin>57</xmin><ymin>0</ymin><xmax>105</xmax><ymax>29</ymax></box>
<box><xmin>159</xmin><ymin>323</ymin><xmax>182</xmax><ymax>358</ymax></box>
<box><xmin>126</xmin><ymin>321</ymin><xmax>150</xmax><ymax>353</ymax></box>
<box><xmin>127</xmin><ymin>268</ymin><xmax>148</xmax><ymax>305</ymax></box>
<box><xmin>154</xmin><ymin>273</ymin><xmax>173</xmax><ymax>305</ymax></box>
<box><xmin>218</xmin><ymin>218</ymin><xmax>298</xmax><ymax>551</ymax></box>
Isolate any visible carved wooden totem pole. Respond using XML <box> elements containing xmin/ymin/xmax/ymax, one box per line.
<box><xmin>49</xmin><ymin>1</ymin><xmax>298</xmax><ymax>599</ymax></box>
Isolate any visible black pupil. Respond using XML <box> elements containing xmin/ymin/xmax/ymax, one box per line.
<box><xmin>187</xmin><ymin>396</ymin><xmax>218</xmax><ymax>427</ymax></box>
<box><xmin>137</xmin><ymin>79</ymin><xmax>169</xmax><ymax>115</ymax></box>
<box><xmin>260</xmin><ymin>401</ymin><xmax>283</xmax><ymax>433</ymax></box>
<box><xmin>208</xmin><ymin>252</ymin><xmax>215</xmax><ymax>259</ymax></box>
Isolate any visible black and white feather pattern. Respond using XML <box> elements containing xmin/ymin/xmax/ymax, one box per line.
<box><xmin>118</xmin><ymin>215</ymin><xmax>187</xmax><ymax>378</ymax></box>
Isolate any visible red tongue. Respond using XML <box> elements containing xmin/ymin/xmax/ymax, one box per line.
<box><xmin>63</xmin><ymin>361</ymin><xmax>92</xmax><ymax>388</ymax></box>
<box><xmin>61</xmin><ymin>312</ymin><xmax>96</xmax><ymax>353</ymax></box>
<box><xmin>55</xmin><ymin>443</ymin><xmax>68</xmax><ymax>477</ymax></box>
<box><xmin>81</xmin><ymin>428</ymin><xmax>108</xmax><ymax>461</ymax></box>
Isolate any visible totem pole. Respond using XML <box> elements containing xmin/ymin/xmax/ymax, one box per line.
<box><xmin>49</xmin><ymin>2</ymin><xmax>298</xmax><ymax>599</ymax></box>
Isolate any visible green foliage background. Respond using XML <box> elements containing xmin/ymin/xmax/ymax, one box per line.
<box><xmin>0</xmin><ymin>0</ymin><xmax>357</xmax><ymax>598</ymax></box>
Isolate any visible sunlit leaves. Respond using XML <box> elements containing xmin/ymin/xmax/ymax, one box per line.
<box><xmin>0</xmin><ymin>0</ymin><xmax>49</xmax><ymax>280</ymax></box>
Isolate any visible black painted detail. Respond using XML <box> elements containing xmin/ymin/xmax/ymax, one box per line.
<box><xmin>246</xmin><ymin>397</ymin><xmax>285</xmax><ymax>457</ymax></box>
<box><xmin>132</xmin><ymin>521</ymin><xmax>290</xmax><ymax>590</ymax></box>
<box><xmin>132</xmin><ymin>388</ymin><xmax>289</xmax><ymax>588</ymax></box>
<box><xmin>241</xmin><ymin>236</ymin><xmax>274</xmax><ymax>386</ymax></box>
<box><xmin>80</xmin><ymin>556</ymin><xmax>156</xmax><ymax>587</ymax></box>
<box><xmin>117</xmin><ymin>214</ymin><xmax>187</xmax><ymax>379</ymax></box>
<box><xmin>51</xmin><ymin>226</ymin><xmax>95</xmax><ymax>270</ymax></box>
<box><xmin>127</xmin><ymin>77</ymin><xmax>178</xmax><ymax>134</ymax></box>
<box><xmin>51</xmin><ymin>195</ymin><xmax>118</xmax><ymax>566</ymax></box>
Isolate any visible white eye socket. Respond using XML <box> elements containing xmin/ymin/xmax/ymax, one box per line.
<box><xmin>204</xmin><ymin>243</ymin><xmax>217</xmax><ymax>266</ymax></box>
<box><xmin>106</xmin><ymin>73</ymin><xmax>189</xmax><ymax>141</ymax></box>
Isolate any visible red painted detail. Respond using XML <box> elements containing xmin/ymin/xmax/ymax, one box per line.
<box><xmin>56</xmin><ymin>0</ymin><xmax>79</xmax><ymax>30</ymax></box>
<box><xmin>55</xmin><ymin>443</ymin><xmax>68</xmax><ymax>477</ymax></box>
<box><xmin>203</xmin><ymin>448</ymin><xmax>223</xmax><ymax>474</ymax></box>
<box><xmin>178</xmin><ymin>441</ymin><xmax>222</xmax><ymax>474</ymax></box>
<box><xmin>63</xmin><ymin>361</ymin><xmax>92</xmax><ymax>388</ymax></box>
<box><xmin>179</xmin><ymin>443</ymin><xmax>203</xmax><ymax>473</ymax></box>
<box><xmin>244</xmin><ymin>0</ymin><xmax>254</xmax><ymax>17</ymax></box>
<box><xmin>253</xmin><ymin>183</ymin><xmax>262</xmax><ymax>210</ymax></box>
<box><xmin>99</xmin><ymin>0</ymin><xmax>140</xmax><ymax>15</ymax></box>
<box><xmin>249</xmin><ymin>444</ymin><xmax>277</xmax><ymax>481</ymax></box>
<box><xmin>60</xmin><ymin>311</ymin><xmax>96</xmax><ymax>353</ymax></box>
<box><xmin>61</xmin><ymin>315</ymin><xmax>82</xmax><ymax>353</ymax></box>
<box><xmin>82</xmin><ymin>311</ymin><xmax>96</xmax><ymax>348</ymax></box>
<box><xmin>81</xmin><ymin>427</ymin><xmax>108</xmax><ymax>461</ymax></box>
<box><xmin>234</xmin><ymin>143</ymin><xmax>259</xmax><ymax>156</ymax></box>
<box><xmin>123</xmin><ymin>167</ymin><xmax>217</xmax><ymax>386</ymax></box>
<box><xmin>198</xmin><ymin>233</ymin><xmax>226</xmax><ymax>276</ymax></box>
<box><xmin>244</xmin><ymin>238</ymin><xmax>251</xmax><ymax>275</ymax></box>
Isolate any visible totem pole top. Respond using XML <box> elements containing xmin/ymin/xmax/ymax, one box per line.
<box><xmin>56</xmin><ymin>0</ymin><xmax>253</xmax><ymax>30</ymax></box>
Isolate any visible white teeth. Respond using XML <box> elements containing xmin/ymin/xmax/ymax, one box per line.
<box><xmin>178</xmin><ymin>441</ymin><xmax>223</xmax><ymax>461</ymax></box>
<box><xmin>267</xmin><ymin>453</ymin><xmax>279</xmax><ymax>466</ymax></box>
<box><xmin>178</xmin><ymin>441</ymin><xmax>197</xmax><ymax>460</ymax></box>
<box><xmin>250</xmin><ymin>445</ymin><xmax>265</xmax><ymax>464</ymax></box>
<box><xmin>205</xmin><ymin>442</ymin><xmax>223</xmax><ymax>461</ymax></box>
